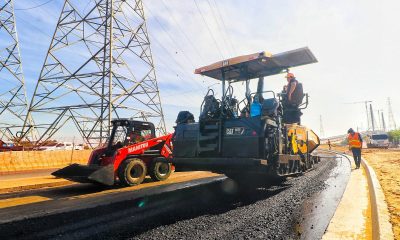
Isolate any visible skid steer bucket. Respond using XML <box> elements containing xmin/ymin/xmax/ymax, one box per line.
<box><xmin>52</xmin><ymin>163</ymin><xmax>115</xmax><ymax>186</ymax></box>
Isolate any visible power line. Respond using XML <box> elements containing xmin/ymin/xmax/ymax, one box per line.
<box><xmin>142</xmin><ymin>2</ymin><xmax>198</xmax><ymax>70</ymax></box>
<box><xmin>23</xmin><ymin>0</ymin><xmax>168</xmax><ymax>146</ymax></box>
<box><xmin>192</xmin><ymin>0</ymin><xmax>225</xmax><ymax>59</ymax></box>
<box><xmin>130</xmin><ymin>23</ymin><xmax>206</xmax><ymax>107</ymax></box>
<box><xmin>205</xmin><ymin>0</ymin><xmax>233</xmax><ymax>57</ymax></box>
<box><xmin>17</xmin><ymin>0</ymin><xmax>209</xmax><ymax>124</ymax></box>
<box><xmin>17</xmin><ymin>5</ymin><xmax>204</xmax><ymax>114</ymax></box>
<box><xmin>211</xmin><ymin>0</ymin><xmax>237</xmax><ymax>55</ymax></box>
<box><xmin>148</xmin><ymin>32</ymin><xmax>205</xmax><ymax>90</ymax></box>
<box><xmin>15</xmin><ymin>0</ymin><xmax>56</xmax><ymax>11</ymax></box>
<box><xmin>191</xmin><ymin>0</ymin><xmax>246</xmax><ymax>100</ymax></box>
<box><xmin>133</xmin><ymin>2</ymin><xmax>207</xmax><ymax>92</ymax></box>
<box><xmin>160</xmin><ymin>0</ymin><xmax>206</xmax><ymax>63</ymax></box>
<box><xmin>205</xmin><ymin>0</ymin><xmax>229</xmax><ymax>57</ymax></box>
<box><xmin>205</xmin><ymin>0</ymin><xmax>247</xmax><ymax>98</ymax></box>
<box><xmin>16</xmin><ymin>15</ymin><xmax>93</xmax><ymax>63</ymax></box>
<box><xmin>20</xmin><ymin>0</ymin><xmax>210</xmax><ymax>95</ymax></box>
<box><xmin>152</xmin><ymin>62</ymin><xmax>205</xmax><ymax>117</ymax></box>
<box><xmin>152</xmin><ymin>54</ymin><xmax>205</xmax><ymax>100</ymax></box>
<box><xmin>16</xmin><ymin>17</ymin><xmax>53</xmax><ymax>40</ymax></box>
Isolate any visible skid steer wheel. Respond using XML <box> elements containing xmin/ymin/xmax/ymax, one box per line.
<box><xmin>118</xmin><ymin>158</ymin><xmax>147</xmax><ymax>186</ymax></box>
<box><xmin>149</xmin><ymin>160</ymin><xmax>172</xmax><ymax>181</ymax></box>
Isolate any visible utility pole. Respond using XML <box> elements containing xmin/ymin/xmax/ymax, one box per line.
<box><xmin>22</xmin><ymin>0</ymin><xmax>166</xmax><ymax>147</ymax></box>
<box><xmin>0</xmin><ymin>0</ymin><xmax>33</xmax><ymax>142</ymax></box>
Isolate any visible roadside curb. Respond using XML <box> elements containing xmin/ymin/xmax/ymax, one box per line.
<box><xmin>0</xmin><ymin>168</ymin><xmax>59</xmax><ymax>176</ymax></box>
<box><xmin>0</xmin><ymin>180</ymin><xmax>72</xmax><ymax>194</ymax></box>
<box><xmin>319</xmin><ymin>149</ymin><xmax>394</xmax><ymax>240</ymax></box>
<box><xmin>361</xmin><ymin>157</ymin><xmax>394</xmax><ymax>240</ymax></box>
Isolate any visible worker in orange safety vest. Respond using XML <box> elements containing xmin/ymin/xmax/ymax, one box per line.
<box><xmin>347</xmin><ymin>128</ymin><xmax>363</xmax><ymax>169</ymax></box>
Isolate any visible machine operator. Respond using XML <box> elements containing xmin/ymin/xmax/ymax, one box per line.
<box><xmin>282</xmin><ymin>72</ymin><xmax>304</xmax><ymax>124</ymax></box>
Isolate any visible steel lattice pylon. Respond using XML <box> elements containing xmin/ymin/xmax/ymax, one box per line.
<box><xmin>23</xmin><ymin>0</ymin><xmax>166</xmax><ymax>147</ymax></box>
<box><xmin>0</xmin><ymin>0</ymin><xmax>32</xmax><ymax>142</ymax></box>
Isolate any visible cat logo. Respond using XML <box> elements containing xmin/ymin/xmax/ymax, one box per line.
<box><xmin>226</xmin><ymin>127</ymin><xmax>245</xmax><ymax>135</ymax></box>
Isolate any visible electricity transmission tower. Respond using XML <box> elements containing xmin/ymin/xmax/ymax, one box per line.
<box><xmin>388</xmin><ymin>97</ymin><xmax>397</xmax><ymax>130</ymax></box>
<box><xmin>319</xmin><ymin>115</ymin><xmax>325</xmax><ymax>138</ymax></box>
<box><xmin>0</xmin><ymin>0</ymin><xmax>32</xmax><ymax>142</ymax></box>
<box><xmin>370</xmin><ymin>103</ymin><xmax>375</xmax><ymax>132</ymax></box>
<box><xmin>381</xmin><ymin>111</ymin><xmax>386</xmax><ymax>132</ymax></box>
<box><xmin>23</xmin><ymin>0</ymin><xmax>166</xmax><ymax>147</ymax></box>
<box><xmin>344</xmin><ymin>100</ymin><xmax>372</xmax><ymax>131</ymax></box>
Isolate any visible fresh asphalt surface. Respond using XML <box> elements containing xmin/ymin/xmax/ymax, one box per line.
<box><xmin>0</xmin><ymin>153</ymin><xmax>350</xmax><ymax>240</ymax></box>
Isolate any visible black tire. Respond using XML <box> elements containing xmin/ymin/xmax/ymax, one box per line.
<box><xmin>149</xmin><ymin>160</ymin><xmax>172</xmax><ymax>181</ymax></box>
<box><xmin>118</xmin><ymin>158</ymin><xmax>147</xmax><ymax>186</ymax></box>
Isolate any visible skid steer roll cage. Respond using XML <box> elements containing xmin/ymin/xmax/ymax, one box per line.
<box><xmin>106</xmin><ymin>119</ymin><xmax>156</xmax><ymax>152</ymax></box>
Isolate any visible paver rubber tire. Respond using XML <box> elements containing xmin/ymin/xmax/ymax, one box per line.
<box><xmin>149</xmin><ymin>161</ymin><xmax>172</xmax><ymax>181</ymax></box>
<box><xmin>118</xmin><ymin>158</ymin><xmax>147</xmax><ymax>186</ymax></box>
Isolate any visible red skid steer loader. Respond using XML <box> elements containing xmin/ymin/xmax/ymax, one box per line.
<box><xmin>52</xmin><ymin>119</ymin><xmax>173</xmax><ymax>186</ymax></box>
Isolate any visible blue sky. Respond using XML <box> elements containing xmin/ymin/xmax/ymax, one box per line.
<box><xmin>8</xmin><ymin>0</ymin><xmax>400</xmax><ymax>140</ymax></box>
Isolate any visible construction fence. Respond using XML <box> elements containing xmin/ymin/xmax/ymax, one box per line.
<box><xmin>0</xmin><ymin>150</ymin><xmax>92</xmax><ymax>174</ymax></box>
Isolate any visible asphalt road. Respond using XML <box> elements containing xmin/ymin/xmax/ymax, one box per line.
<box><xmin>0</xmin><ymin>153</ymin><xmax>350</xmax><ymax>240</ymax></box>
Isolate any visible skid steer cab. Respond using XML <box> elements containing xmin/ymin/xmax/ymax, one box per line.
<box><xmin>52</xmin><ymin>119</ymin><xmax>173</xmax><ymax>186</ymax></box>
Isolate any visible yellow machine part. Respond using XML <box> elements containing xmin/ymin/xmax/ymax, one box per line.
<box><xmin>286</xmin><ymin>124</ymin><xmax>320</xmax><ymax>154</ymax></box>
<box><xmin>290</xmin><ymin>133</ymin><xmax>299</xmax><ymax>154</ymax></box>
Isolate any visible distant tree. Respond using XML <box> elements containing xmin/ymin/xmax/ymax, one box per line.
<box><xmin>388</xmin><ymin>130</ymin><xmax>400</xmax><ymax>143</ymax></box>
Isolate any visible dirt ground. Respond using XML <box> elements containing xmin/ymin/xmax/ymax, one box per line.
<box><xmin>362</xmin><ymin>149</ymin><xmax>400</xmax><ymax>239</ymax></box>
<box><xmin>321</xmin><ymin>144</ymin><xmax>400</xmax><ymax>239</ymax></box>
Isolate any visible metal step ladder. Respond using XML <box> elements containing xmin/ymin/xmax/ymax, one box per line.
<box><xmin>198</xmin><ymin>120</ymin><xmax>221</xmax><ymax>156</ymax></box>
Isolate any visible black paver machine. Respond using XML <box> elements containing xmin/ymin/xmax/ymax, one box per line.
<box><xmin>172</xmin><ymin>47</ymin><xmax>320</xmax><ymax>185</ymax></box>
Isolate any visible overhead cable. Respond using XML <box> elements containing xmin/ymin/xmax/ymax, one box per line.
<box><xmin>192</xmin><ymin>0</ymin><xmax>225</xmax><ymax>59</ymax></box>
<box><xmin>15</xmin><ymin>0</ymin><xmax>56</xmax><ymax>11</ymax></box>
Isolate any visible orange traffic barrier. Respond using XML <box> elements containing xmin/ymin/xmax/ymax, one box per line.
<box><xmin>0</xmin><ymin>150</ymin><xmax>91</xmax><ymax>174</ymax></box>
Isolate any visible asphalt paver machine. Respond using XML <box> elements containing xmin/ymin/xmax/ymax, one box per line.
<box><xmin>172</xmin><ymin>47</ymin><xmax>320</xmax><ymax>184</ymax></box>
<box><xmin>52</xmin><ymin>119</ymin><xmax>173</xmax><ymax>186</ymax></box>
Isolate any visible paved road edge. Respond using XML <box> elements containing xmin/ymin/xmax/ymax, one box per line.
<box><xmin>0</xmin><ymin>180</ymin><xmax>72</xmax><ymax>194</ymax></box>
